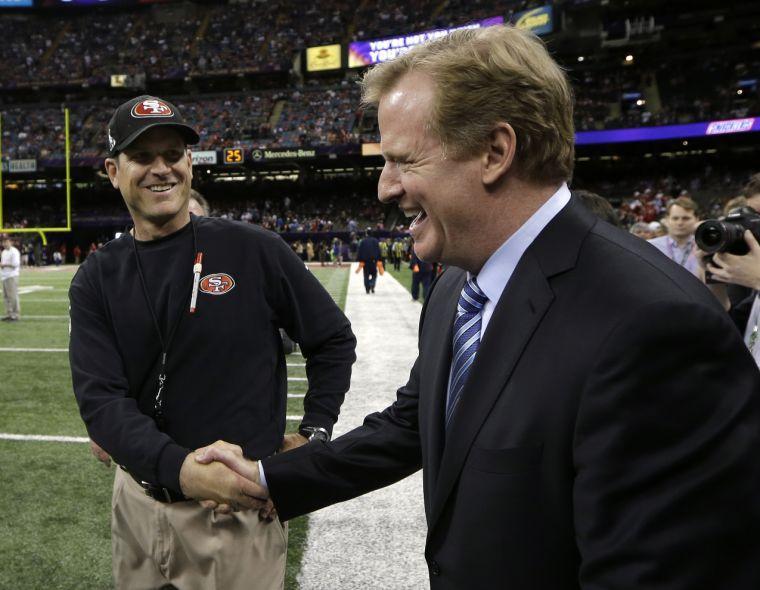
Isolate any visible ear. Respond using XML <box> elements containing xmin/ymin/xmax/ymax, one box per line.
<box><xmin>481</xmin><ymin>122</ymin><xmax>516</xmax><ymax>186</ymax></box>
<box><xmin>186</xmin><ymin>148</ymin><xmax>193</xmax><ymax>182</ymax></box>
<box><xmin>104</xmin><ymin>158</ymin><xmax>119</xmax><ymax>190</ymax></box>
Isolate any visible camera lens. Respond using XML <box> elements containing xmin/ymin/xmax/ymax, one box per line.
<box><xmin>701</xmin><ymin>228</ymin><xmax>722</xmax><ymax>248</ymax></box>
<box><xmin>695</xmin><ymin>221</ymin><xmax>726</xmax><ymax>253</ymax></box>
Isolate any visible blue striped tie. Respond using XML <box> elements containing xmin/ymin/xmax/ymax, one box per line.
<box><xmin>446</xmin><ymin>276</ymin><xmax>488</xmax><ymax>427</ymax></box>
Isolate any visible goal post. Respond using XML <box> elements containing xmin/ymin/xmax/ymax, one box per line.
<box><xmin>0</xmin><ymin>108</ymin><xmax>73</xmax><ymax>245</ymax></box>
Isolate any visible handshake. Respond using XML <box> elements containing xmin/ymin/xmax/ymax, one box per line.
<box><xmin>90</xmin><ymin>433</ymin><xmax>309</xmax><ymax>521</ymax></box>
<box><xmin>179</xmin><ymin>433</ymin><xmax>308</xmax><ymax>519</ymax></box>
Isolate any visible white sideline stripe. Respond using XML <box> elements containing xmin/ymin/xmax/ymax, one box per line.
<box><xmin>0</xmin><ymin>347</ymin><xmax>68</xmax><ymax>352</ymax></box>
<box><xmin>0</xmin><ymin>433</ymin><xmax>89</xmax><ymax>443</ymax></box>
<box><xmin>19</xmin><ymin>298</ymin><xmax>69</xmax><ymax>302</ymax></box>
<box><xmin>18</xmin><ymin>286</ymin><xmax>55</xmax><ymax>295</ymax></box>
<box><xmin>20</xmin><ymin>315</ymin><xmax>68</xmax><ymax>319</ymax></box>
<box><xmin>287</xmin><ymin>394</ymin><xmax>305</xmax><ymax>398</ymax></box>
<box><xmin>286</xmin><ymin>415</ymin><xmax>300</xmax><ymax>421</ymax></box>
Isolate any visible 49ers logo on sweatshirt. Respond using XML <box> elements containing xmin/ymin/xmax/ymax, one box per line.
<box><xmin>131</xmin><ymin>99</ymin><xmax>174</xmax><ymax>118</ymax></box>
<box><xmin>199</xmin><ymin>273</ymin><xmax>236</xmax><ymax>295</ymax></box>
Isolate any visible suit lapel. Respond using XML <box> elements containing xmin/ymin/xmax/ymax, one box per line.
<box><xmin>418</xmin><ymin>270</ymin><xmax>465</xmax><ymax>512</ymax></box>
<box><xmin>428</xmin><ymin>253</ymin><xmax>554</xmax><ymax>528</ymax></box>
<box><xmin>425</xmin><ymin>197</ymin><xmax>597</xmax><ymax>533</ymax></box>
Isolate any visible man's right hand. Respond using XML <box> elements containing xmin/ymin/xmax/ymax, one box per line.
<box><xmin>179</xmin><ymin>442</ymin><xmax>268</xmax><ymax>511</ymax></box>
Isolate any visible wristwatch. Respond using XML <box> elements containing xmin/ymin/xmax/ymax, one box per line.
<box><xmin>298</xmin><ymin>426</ymin><xmax>330</xmax><ymax>443</ymax></box>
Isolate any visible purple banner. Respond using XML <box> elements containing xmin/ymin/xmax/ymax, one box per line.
<box><xmin>348</xmin><ymin>16</ymin><xmax>504</xmax><ymax>68</ymax></box>
<box><xmin>576</xmin><ymin>117</ymin><xmax>760</xmax><ymax>145</ymax></box>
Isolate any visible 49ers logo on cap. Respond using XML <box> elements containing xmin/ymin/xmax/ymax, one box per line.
<box><xmin>131</xmin><ymin>99</ymin><xmax>174</xmax><ymax>118</ymax></box>
<box><xmin>199</xmin><ymin>273</ymin><xmax>236</xmax><ymax>295</ymax></box>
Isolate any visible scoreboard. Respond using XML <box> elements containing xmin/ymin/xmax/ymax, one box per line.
<box><xmin>223</xmin><ymin>148</ymin><xmax>245</xmax><ymax>164</ymax></box>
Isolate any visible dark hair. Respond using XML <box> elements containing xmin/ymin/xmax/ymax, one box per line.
<box><xmin>742</xmin><ymin>173</ymin><xmax>760</xmax><ymax>199</ymax></box>
<box><xmin>573</xmin><ymin>190</ymin><xmax>619</xmax><ymax>226</ymax></box>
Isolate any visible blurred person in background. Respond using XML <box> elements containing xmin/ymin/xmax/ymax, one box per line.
<box><xmin>188</xmin><ymin>189</ymin><xmax>210</xmax><ymax>216</ymax></box>
<box><xmin>356</xmin><ymin>229</ymin><xmax>380</xmax><ymax>293</ymax></box>
<box><xmin>648</xmin><ymin>196</ymin><xmax>701</xmax><ymax>277</ymax></box>
<box><xmin>1</xmin><ymin>235</ymin><xmax>21</xmax><ymax>322</ymax></box>
<box><xmin>572</xmin><ymin>189</ymin><xmax>619</xmax><ymax>226</ymax></box>
<box><xmin>744</xmin><ymin>173</ymin><xmax>760</xmax><ymax>212</ymax></box>
<box><xmin>409</xmin><ymin>248</ymin><xmax>433</xmax><ymax>302</ymax></box>
<box><xmin>648</xmin><ymin>220</ymin><xmax>666</xmax><ymax>237</ymax></box>
<box><xmin>629</xmin><ymin>221</ymin><xmax>653</xmax><ymax>239</ymax></box>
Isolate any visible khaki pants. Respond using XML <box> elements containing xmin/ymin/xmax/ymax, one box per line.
<box><xmin>112</xmin><ymin>468</ymin><xmax>287</xmax><ymax>590</ymax></box>
<box><xmin>2</xmin><ymin>276</ymin><xmax>19</xmax><ymax>319</ymax></box>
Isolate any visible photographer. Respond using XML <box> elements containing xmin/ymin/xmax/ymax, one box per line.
<box><xmin>697</xmin><ymin>229</ymin><xmax>760</xmax><ymax>368</ymax></box>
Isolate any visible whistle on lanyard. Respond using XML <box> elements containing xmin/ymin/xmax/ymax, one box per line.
<box><xmin>189</xmin><ymin>252</ymin><xmax>203</xmax><ymax>313</ymax></box>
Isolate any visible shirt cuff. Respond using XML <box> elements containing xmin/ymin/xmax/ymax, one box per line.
<box><xmin>258</xmin><ymin>460</ymin><xmax>269</xmax><ymax>491</ymax></box>
<box><xmin>156</xmin><ymin>442</ymin><xmax>192</xmax><ymax>493</ymax></box>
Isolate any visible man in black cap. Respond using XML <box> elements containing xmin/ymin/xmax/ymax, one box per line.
<box><xmin>69</xmin><ymin>96</ymin><xmax>356</xmax><ymax>589</ymax></box>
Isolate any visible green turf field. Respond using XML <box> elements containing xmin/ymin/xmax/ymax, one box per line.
<box><xmin>0</xmin><ymin>263</ymin><xmax>350</xmax><ymax>590</ymax></box>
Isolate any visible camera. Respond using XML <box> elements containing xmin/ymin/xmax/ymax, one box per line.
<box><xmin>695</xmin><ymin>207</ymin><xmax>760</xmax><ymax>255</ymax></box>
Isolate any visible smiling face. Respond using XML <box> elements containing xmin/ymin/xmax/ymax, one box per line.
<box><xmin>105</xmin><ymin>127</ymin><xmax>192</xmax><ymax>238</ymax></box>
<box><xmin>377</xmin><ymin>72</ymin><xmax>484</xmax><ymax>267</ymax></box>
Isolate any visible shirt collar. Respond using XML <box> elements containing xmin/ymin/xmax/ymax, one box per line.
<box><xmin>472</xmin><ymin>183</ymin><xmax>572</xmax><ymax>306</ymax></box>
<box><xmin>667</xmin><ymin>235</ymin><xmax>693</xmax><ymax>249</ymax></box>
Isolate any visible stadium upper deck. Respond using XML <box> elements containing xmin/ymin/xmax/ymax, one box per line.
<box><xmin>0</xmin><ymin>0</ymin><xmax>758</xmax><ymax>163</ymax></box>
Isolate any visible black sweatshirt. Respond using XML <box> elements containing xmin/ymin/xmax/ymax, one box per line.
<box><xmin>69</xmin><ymin>217</ymin><xmax>356</xmax><ymax>493</ymax></box>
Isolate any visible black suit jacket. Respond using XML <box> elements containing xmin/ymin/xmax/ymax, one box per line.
<box><xmin>264</xmin><ymin>198</ymin><xmax>760</xmax><ymax>589</ymax></box>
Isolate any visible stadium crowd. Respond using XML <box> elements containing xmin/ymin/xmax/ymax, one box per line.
<box><xmin>1</xmin><ymin>0</ymin><xmax>758</xmax><ymax>142</ymax></box>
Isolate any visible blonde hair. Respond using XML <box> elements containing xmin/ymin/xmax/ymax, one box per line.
<box><xmin>361</xmin><ymin>25</ymin><xmax>575</xmax><ymax>183</ymax></box>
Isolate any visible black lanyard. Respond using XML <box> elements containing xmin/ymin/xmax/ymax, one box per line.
<box><xmin>131</xmin><ymin>216</ymin><xmax>199</xmax><ymax>429</ymax></box>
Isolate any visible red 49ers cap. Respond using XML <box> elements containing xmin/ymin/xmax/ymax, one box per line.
<box><xmin>106</xmin><ymin>95</ymin><xmax>200</xmax><ymax>157</ymax></box>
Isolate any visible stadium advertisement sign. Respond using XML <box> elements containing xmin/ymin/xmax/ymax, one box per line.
<box><xmin>306</xmin><ymin>44</ymin><xmax>342</xmax><ymax>72</ymax></box>
<box><xmin>575</xmin><ymin>117</ymin><xmax>760</xmax><ymax>145</ymax></box>
<box><xmin>8</xmin><ymin>159</ymin><xmax>37</xmax><ymax>173</ymax></box>
<box><xmin>192</xmin><ymin>150</ymin><xmax>218</xmax><ymax>166</ymax></box>
<box><xmin>513</xmin><ymin>5</ymin><xmax>554</xmax><ymax>36</ymax></box>
<box><xmin>348</xmin><ymin>16</ymin><xmax>503</xmax><ymax>68</ymax></box>
<box><xmin>251</xmin><ymin>148</ymin><xmax>318</xmax><ymax>161</ymax></box>
<box><xmin>0</xmin><ymin>0</ymin><xmax>33</xmax><ymax>6</ymax></box>
<box><xmin>42</xmin><ymin>0</ymin><xmax>134</xmax><ymax>5</ymax></box>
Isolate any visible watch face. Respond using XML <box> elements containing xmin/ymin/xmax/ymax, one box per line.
<box><xmin>301</xmin><ymin>427</ymin><xmax>329</xmax><ymax>442</ymax></box>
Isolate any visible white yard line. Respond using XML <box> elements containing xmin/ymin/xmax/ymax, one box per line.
<box><xmin>0</xmin><ymin>347</ymin><xmax>68</xmax><ymax>352</ymax></box>
<box><xmin>18</xmin><ymin>286</ymin><xmax>55</xmax><ymax>295</ymax></box>
<box><xmin>2</xmin><ymin>419</ymin><xmax>305</xmax><ymax>444</ymax></box>
<box><xmin>17</xmin><ymin>315</ymin><xmax>68</xmax><ymax>319</ymax></box>
<box><xmin>0</xmin><ymin>433</ymin><xmax>89</xmax><ymax>443</ymax></box>
<box><xmin>298</xmin><ymin>263</ymin><xmax>429</xmax><ymax>590</ymax></box>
